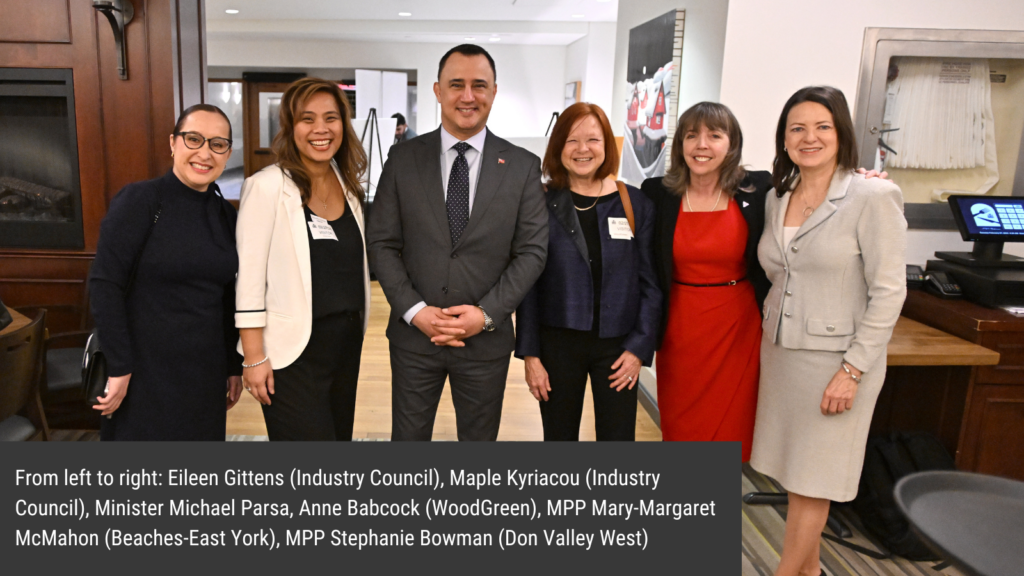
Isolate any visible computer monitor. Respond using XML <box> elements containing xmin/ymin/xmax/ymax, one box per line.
<box><xmin>936</xmin><ymin>195</ymin><xmax>1024</xmax><ymax>268</ymax></box>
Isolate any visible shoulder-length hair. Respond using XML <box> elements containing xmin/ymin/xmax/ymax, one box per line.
<box><xmin>772</xmin><ymin>86</ymin><xmax>858</xmax><ymax>197</ymax></box>
<box><xmin>662</xmin><ymin>102</ymin><xmax>746</xmax><ymax>196</ymax></box>
<box><xmin>271</xmin><ymin>77</ymin><xmax>368</xmax><ymax>205</ymax></box>
<box><xmin>542</xmin><ymin>102</ymin><xmax>619</xmax><ymax>191</ymax></box>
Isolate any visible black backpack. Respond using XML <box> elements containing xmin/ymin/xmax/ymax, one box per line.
<box><xmin>851</xmin><ymin>431</ymin><xmax>955</xmax><ymax>560</ymax></box>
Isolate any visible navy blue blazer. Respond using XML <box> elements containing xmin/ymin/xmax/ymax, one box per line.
<box><xmin>641</xmin><ymin>171</ymin><xmax>773</xmax><ymax>347</ymax></box>
<box><xmin>515</xmin><ymin>184</ymin><xmax>662</xmax><ymax>365</ymax></box>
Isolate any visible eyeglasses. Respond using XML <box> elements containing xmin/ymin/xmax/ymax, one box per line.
<box><xmin>175</xmin><ymin>131</ymin><xmax>232</xmax><ymax>154</ymax></box>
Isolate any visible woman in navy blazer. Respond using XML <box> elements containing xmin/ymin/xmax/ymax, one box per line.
<box><xmin>515</xmin><ymin>103</ymin><xmax>661</xmax><ymax>441</ymax></box>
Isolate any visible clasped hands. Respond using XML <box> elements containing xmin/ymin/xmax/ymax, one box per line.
<box><xmin>413</xmin><ymin>305</ymin><xmax>485</xmax><ymax>347</ymax></box>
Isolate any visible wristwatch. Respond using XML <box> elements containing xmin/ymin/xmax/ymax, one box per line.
<box><xmin>478</xmin><ymin>306</ymin><xmax>495</xmax><ymax>332</ymax></box>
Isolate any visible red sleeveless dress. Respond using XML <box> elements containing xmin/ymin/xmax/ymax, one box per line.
<box><xmin>656</xmin><ymin>199</ymin><xmax>761</xmax><ymax>461</ymax></box>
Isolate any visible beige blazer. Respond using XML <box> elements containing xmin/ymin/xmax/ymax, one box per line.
<box><xmin>234</xmin><ymin>163</ymin><xmax>371</xmax><ymax>368</ymax></box>
<box><xmin>758</xmin><ymin>170</ymin><xmax>907</xmax><ymax>372</ymax></box>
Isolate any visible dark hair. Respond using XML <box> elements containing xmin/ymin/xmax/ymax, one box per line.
<box><xmin>438</xmin><ymin>44</ymin><xmax>496</xmax><ymax>81</ymax></box>
<box><xmin>271</xmin><ymin>77</ymin><xmax>368</xmax><ymax>206</ymax></box>
<box><xmin>772</xmin><ymin>86</ymin><xmax>858</xmax><ymax>197</ymax></box>
<box><xmin>391</xmin><ymin>112</ymin><xmax>407</xmax><ymax>126</ymax></box>
<box><xmin>173</xmin><ymin>103</ymin><xmax>232</xmax><ymax>141</ymax></box>
<box><xmin>663</xmin><ymin>102</ymin><xmax>745</xmax><ymax>197</ymax></box>
<box><xmin>542</xmin><ymin>103</ymin><xmax>618</xmax><ymax>191</ymax></box>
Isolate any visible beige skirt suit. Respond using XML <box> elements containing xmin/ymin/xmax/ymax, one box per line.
<box><xmin>750</xmin><ymin>170</ymin><xmax>907</xmax><ymax>502</ymax></box>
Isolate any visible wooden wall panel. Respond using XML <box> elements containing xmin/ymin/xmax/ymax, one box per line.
<box><xmin>95</xmin><ymin>0</ymin><xmax>158</xmax><ymax>200</ymax></box>
<box><xmin>966</xmin><ymin>389</ymin><xmax>1024</xmax><ymax>479</ymax></box>
<box><xmin>0</xmin><ymin>0</ymin><xmax>71</xmax><ymax>44</ymax></box>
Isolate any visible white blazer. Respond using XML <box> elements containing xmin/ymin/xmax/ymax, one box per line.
<box><xmin>235</xmin><ymin>163</ymin><xmax>371</xmax><ymax>368</ymax></box>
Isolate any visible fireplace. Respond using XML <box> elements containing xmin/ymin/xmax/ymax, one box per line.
<box><xmin>0</xmin><ymin>68</ymin><xmax>84</xmax><ymax>249</ymax></box>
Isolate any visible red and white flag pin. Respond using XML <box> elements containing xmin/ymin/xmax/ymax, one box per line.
<box><xmin>498</xmin><ymin>158</ymin><xmax>506</xmax><ymax>164</ymax></box>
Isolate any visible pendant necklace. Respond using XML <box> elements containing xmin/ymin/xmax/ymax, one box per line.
<box><xmin>314</xmin><ymin>191</ymin><xmax>328</xmax><ymax>211</ymax></box>
<box><xmin>314</xmin><ymin>176</ymin><xmax>332</xmax><ymax>211</ymax></box>
<box><xmin>796</xmin><ymin>188</ymin><xmax>818</xmax><ymax>218</ymax></box>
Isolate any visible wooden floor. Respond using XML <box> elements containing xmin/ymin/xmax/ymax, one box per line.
<box><xmin>226</xmin><ymin>282</ymin><xmax>663</xmax><ymax>441</ymax></box>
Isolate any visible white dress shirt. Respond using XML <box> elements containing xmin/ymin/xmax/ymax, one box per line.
<box><xmin>402</xmin><ymin>126</ymin><xmax>488</xmax><ymax>324</ymax></box>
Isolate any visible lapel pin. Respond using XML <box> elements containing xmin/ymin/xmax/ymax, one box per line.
<box><xmin>498</xmin><ymin>158</ymin><xmax>506</xmax><ymax>164</ymax></box>
<box><xmin>742</xmin><ymin>201</ymin><xmax>749</xmax><ymax>208</ymax></box>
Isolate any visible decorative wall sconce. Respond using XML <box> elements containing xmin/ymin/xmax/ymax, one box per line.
<box><xmin>93</xmin><ymin>0</ymin><xmax>135</xmax><ymax>80</ymax></box>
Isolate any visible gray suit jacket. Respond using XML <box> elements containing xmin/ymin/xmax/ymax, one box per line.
<box><xmin>758</xmin><ymin>170</ymin><xmax>907</xmax><ymax>373</ymax></box>
<box><xmin>367</xmin><ymin>128</ymin><xmax>548</xmax><ymax>360</ymax></box>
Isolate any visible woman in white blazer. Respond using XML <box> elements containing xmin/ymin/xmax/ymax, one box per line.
<box><xmin>750</xmin><ymin>86</ymin><xmax>907</xmax><ymax>576</ymax></box>
<box><xmin>235</xmin><ymin>78</ymin><xmax>370</xmax><ymax>441</ymax></box>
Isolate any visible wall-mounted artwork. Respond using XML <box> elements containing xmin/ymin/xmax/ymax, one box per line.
<box><xmin>619</xmin><ymin>9</ymin><xmax>685</xmax><ymax>185</ymax></box>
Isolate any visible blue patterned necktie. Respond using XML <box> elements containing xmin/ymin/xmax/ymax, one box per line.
<box><xmin>446</xmin><ymin>141</ymin><xmax>471</xmax><ymax>245</ymax></box>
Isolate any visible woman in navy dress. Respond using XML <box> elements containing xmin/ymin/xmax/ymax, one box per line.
<box><xmin>90</xmin><ymin>104</ymin><xmax>243</xmax><ymax>440</ymax></box>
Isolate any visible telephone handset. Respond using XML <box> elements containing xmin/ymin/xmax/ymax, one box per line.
<box><xmin>926</xmin><ymin>271</ymin><xmax>962</xmax><ymax>299</ymax></box>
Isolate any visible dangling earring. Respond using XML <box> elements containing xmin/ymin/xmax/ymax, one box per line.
<box><xmin>783</xmin><ymin>146</ymin><xmax>787</xmax><ymax>152</ymax></box>
<box><xmin>171</xmin><ymin>151</ymin><xmax>175</xmax><ymax>158</ymax></box>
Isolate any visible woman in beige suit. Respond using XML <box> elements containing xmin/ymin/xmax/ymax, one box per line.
<box><xmin>751</xmin><ymin>86</ymin><xmax>907</xmax><ymax>576</ymax></box>
<box><xmin>236</xmin><ymin>78</ymin><xmax>370</xmax><ymax>440</ymax></box>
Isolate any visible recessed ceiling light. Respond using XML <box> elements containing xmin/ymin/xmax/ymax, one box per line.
<box><xmin>225</xmin><ymin>9</ymin><xmax>239</xmax><ymax>14</ymax></box>
<box><xmin>489</xmin><ymin>37</ymin><xmax>501</xmax><ymax>42</ymax></box>
<box><xmin>398</xmin><ymin>12</ymin><xmax>412</xmax><ymax>17</ymax></box>
<box><xmin>572</xmin><ymin>14</ymin><xmax>585</xmax><ymax>18</ymax></box>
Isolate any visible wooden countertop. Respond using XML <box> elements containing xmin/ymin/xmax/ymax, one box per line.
<box><xmin>904</xmin><ymin>289</ymin><xmax>1024</xmax><ymax>334</ymax></box>
<box><xmin>1</xmin><ymin>306</ymin><xmax>31</xmax><ymax>338</ymax></box>
<box><xmin>887</xmin><ymin>316</ymin><xmax>1000</xmax><ymax>366</ymax></box>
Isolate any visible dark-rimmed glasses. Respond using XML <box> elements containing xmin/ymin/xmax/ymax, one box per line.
<box><xmin>175</xmin><ymin>131</ymin><xmax>232</xmax><ymax>154</ymax></box>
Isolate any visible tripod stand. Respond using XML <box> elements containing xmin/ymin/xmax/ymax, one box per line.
<box><xmin>360</xmin><ymin>107</ymin><xmax>386</xmax><ymax>197</ymax></box>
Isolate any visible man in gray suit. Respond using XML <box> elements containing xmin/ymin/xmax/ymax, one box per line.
<box><xmin>367</xmin><ymin>44</ymin><xmax>548</xmax><ymax>441</ymax></box>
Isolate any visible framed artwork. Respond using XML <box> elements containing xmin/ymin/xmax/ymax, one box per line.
<box><xmin>618</xmin><ymin>9</ymin><xmax>685</xmax><ymax>185</ymax></box>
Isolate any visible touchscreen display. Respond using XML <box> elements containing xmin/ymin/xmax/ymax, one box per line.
<box><xmin>953</xmin><ymin>196</ymin><xmax>1024</xmax><ymax>238</ymax></box>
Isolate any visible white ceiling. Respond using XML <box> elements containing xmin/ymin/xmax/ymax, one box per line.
<box><xmin>205</xmin><ymin>0</ymin><xmax>618</xmax><ymax>45</ymax></box>
<box><xmin>207</xmin><ymin>0</ymin><xmax>618</xmax><ymax>22</ymax></box>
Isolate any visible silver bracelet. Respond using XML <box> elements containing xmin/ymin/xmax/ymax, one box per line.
<box><xmin>242</xmin><ymin>356</ymin><xmax>269</xmax><ymax>369</ymax></box>
<box><xmin>841</xmin><ymin>361</ymin><xmax>862</xmax><ymax>384</ymax></box>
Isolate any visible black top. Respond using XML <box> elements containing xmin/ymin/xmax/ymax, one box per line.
<box><xmin>304</xmin><ymin>205</ymin><xmax>365</xmax><ymax>319</ymax></box>
<box><xmin>641</xmin><ymin>171</ymin><xmax>773</xmax><ymax>346</ymax></box>
<box><xmin>89</xmin><ymin>170</ymin><xmax>241</xmax><ymax>440</ymax></box>
<box><xmin>570</xmin><ymin>192</ymin><xmax>617</xmax><ymax>332</ymax></box>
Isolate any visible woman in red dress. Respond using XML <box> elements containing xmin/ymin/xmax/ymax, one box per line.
<box><xmin>641</xmin><ymin>102</ymin><xmax>771</xmax><ymax>460</ymax></box>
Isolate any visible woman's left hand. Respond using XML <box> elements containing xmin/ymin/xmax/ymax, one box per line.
<box><xmin>855</xmin><ymin>167</ymin><xmax>891</xmax><ymax>182</ymax></box>
<box><xmin>609</xmin><ymin>351</ymin><xmax>642</xmax><ymax>392</ymax></box>
<box><xmin>226</xmin><ymin>375</ymin><xmax>243</xmax><ymax>410</ymax></box>
<box><xmin>820</xmin><ymin>367</ymin><xmax>860</xmax><ymax>415</ymax></box>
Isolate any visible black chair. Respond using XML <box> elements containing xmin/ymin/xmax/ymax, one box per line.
<box><xmin>895</xmin><ymin>470</ymin><xmax>1024</xmax><ymax>576</ymax></box>
<box><xmin>16</xmin><ymin>288</ymin><xmax>100</xmax><ymax>430</ymax></box>
<box><xmin>0</xmin><ymin>310</ymin><xmax>49</xmax><ymax>441</ymax></box>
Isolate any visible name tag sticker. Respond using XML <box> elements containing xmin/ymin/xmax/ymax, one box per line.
<box><xmin>308</xmin><ymin>219</ymin><xmax>338</xmax><ymax>241</ymax></box>
<box><xmin>608</xmin><ymin>217</ymin><xmax>633</xmax><ymax>240</ymax></box>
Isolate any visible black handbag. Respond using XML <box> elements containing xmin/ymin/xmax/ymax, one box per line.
<box><xmin>0</xmin><ymin>297</ymin><xmax>12</xmax><ymax>331</ymax></box>
<box><xmin>82</xmin><ymin>197</ymin><xmax>163</xmax><ymax>405</ymax></box>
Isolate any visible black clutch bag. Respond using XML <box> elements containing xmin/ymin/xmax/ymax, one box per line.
<box><xmin>0</xmin><ymin>298</ymin><xmax>12</xmax><ymax>332</ymax></box>
<box><xmin>81</xmin><ymin>330</ymin><xmax>107</xmax><ymax>405</ymax></box>
<box><xmin>81</xmin><ymin>197</ymin><xmax>163</xmax><ymax>406</ymax></box>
